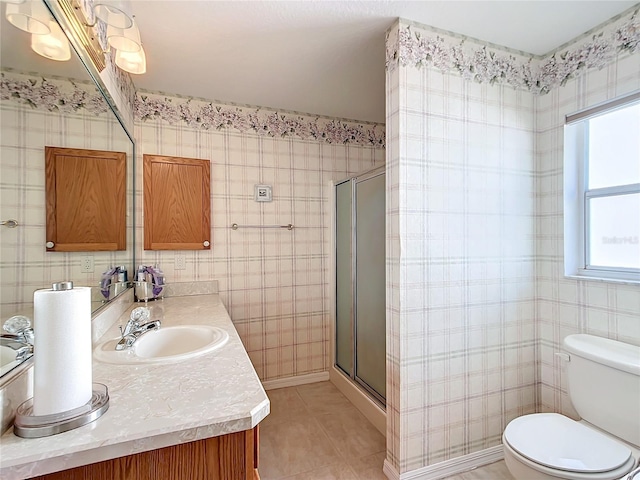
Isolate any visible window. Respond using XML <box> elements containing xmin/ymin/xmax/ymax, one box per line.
<box><xmin>564</xmin><ymin>92</ymin><xmax>640</xmax><ymax>282</ymax></box>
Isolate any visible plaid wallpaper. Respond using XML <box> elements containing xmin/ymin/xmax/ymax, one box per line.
<box><xmin>387</xmin><ymin>24</ymin><xmax>537</xmax><ymax>472</ymax></box>
<box><xmin>386</xmin><ymin>40</ymin><xmax>402</xmax><ymax>468</ymax></box>
<box><xmin>535</xmin><ymin>51</ymin><xmax>640</xmax><ymax>417</ymax></box>
<box><xmin>387</xmin><ymin>11</ymin><xmax>639</xmax><ymax>475</ymax></box>
<box><xmin>0</xmin><ymin>70</ymin><xmax>134</xmax><ymax>317</ymax></box>
<box><xmin>134</xmin><ymin>99</ymin><xmax>385</xmax><ymax>382</ymax></box>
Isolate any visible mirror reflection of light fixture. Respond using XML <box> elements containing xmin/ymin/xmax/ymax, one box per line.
<box><xmin>106</xmin><ymin>18</ymin><xmax>141</xmax><ymax>52</ymax></box>
<box><xmin>5</xmin><ymin>1</ymin><xmax>51</xmax><ymax>34</ymax></box>
<box><xmin>90</xmin><ymin>0</ymin><xmax>132</xmax><ymax>28</ymax></box>
<box><xmin>115</xmin><ymin>44</ymin><xmax>146</xmax><ymax>74</ymax></box>
<box><xmin>31</xmin><ymin>19</ymin><xmax>71</xmax><ymax>61</ymax></box>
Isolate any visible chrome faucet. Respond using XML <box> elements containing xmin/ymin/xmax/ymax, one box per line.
<box><xmin>115</xmin><ymin>307</ymin><xmax>161</xmax><ymax>351</ymax></box>
<box><xmin>0</xmin><ymin>337</ymin><xmax>33</xmax><ymax>362</ymax></box>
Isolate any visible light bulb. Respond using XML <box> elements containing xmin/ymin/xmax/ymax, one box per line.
<box><xmin>107</xmin><ymin>19</ymin><xmax>141</xmax><ymax>52</ymax></box>
<box><xmin>31</xmin><ymin>20</ymin><xmax>71</xmax><ymax>61</ymax></box>
<box><xmin>115</xmin><ymin>45</ymin><xmax>146</xmax><ymax>74</ymax></box>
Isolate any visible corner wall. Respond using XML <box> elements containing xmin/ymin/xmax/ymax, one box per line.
<box><xmin>386</xmin><ymin>22</ymin><xmax>538</xmax><ymax>474</ymax></box>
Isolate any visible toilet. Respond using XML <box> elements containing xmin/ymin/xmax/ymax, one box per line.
<box><xmin>503</xmin><ymin>334</ymin><xmax>640</xmax><ymax>480</ymax></box>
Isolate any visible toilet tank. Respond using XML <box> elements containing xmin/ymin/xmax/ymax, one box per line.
<box><xmin>564</xmin><ymin>334</ymin><xmax>640</xmax><ymax>448</ymax></box>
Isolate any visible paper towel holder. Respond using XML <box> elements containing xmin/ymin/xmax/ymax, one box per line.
<box><xmin>13</xmin><ymin>383</ymin><xmax>109</xmax><ymax>438</ymax></box>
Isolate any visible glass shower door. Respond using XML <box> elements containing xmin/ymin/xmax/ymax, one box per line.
<box><xmin>334</xmin><ymin>168</ymin><xmax>385</xmax><ymax>405</ymax></box>
<box><xmin>335</xmin><ymin>180</ymin><xmax>353</xmax><ymax>376</ymax></box>
<box><xmin>354</xmin><ymin>172</ymin><xmax>385</xmax><ymax>401</ymax></box>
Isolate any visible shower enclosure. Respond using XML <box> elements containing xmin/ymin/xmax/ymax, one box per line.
<box><xmin>334</xmin><ymin>166</ymin><xmax>385</xmax><ymax>405</ymax></box>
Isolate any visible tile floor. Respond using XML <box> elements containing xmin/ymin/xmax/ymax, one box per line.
<box><xmin>259</xmin><ymin>381</ymin><xmax>514</xmax><ymax>480</ymax></box>
<box><xmin>259</xmin><ymin>381</ymin><xmax>386</xmax><ymax>479</ymax></box>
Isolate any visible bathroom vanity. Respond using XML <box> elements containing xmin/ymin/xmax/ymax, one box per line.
<box><xmin>0</xmin><ymin>293</ymin><xmax>270</xmax><ymax>480</ymax></box>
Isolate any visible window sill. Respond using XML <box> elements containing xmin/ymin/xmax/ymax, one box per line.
<box><xmin>564</xmin><ymin>274</ymin><xmax>640</xmax><ymax>286</ymax></box>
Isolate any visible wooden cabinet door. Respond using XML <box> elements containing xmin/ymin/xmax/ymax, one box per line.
<box><xmin>35</xmin><ymin>428</ymin><xmax>259</xmax><ymax>480</ymax></box>
<box><xmin>45</xmin><ymin>146</ymin><xmax>126</xmax><ymax>252</ymax></box>
<box><xmin>143</xmin><ymin>154</ymin><xmax>211</xmax><ymax>250</ymax></box>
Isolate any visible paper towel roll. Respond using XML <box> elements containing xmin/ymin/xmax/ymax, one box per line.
<box><xmin>33</xmin><ymin>285</ymin><xmax>93</xmax><ymax>416</ymax></box>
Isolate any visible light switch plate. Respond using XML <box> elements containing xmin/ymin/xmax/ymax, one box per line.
<box><xmin>254</xmin><ymin>184</ymin><xmax>272</xmax><ymax>202</ymax></box>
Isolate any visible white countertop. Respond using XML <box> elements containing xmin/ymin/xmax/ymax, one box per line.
<box><xmin>0</xmin><ymin>294</ymin><xmax>270</xmax><ymax>479</ymax></box>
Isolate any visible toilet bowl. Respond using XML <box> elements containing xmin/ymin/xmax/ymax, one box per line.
<box><xmin>503</xmin><ymin>334</ymin><xmax>640</xmax><ymax>480</ymax></box>
<box><xmin>503</xmin><ymin>413</ymin><xmax>639</xmax><ymax>480</ymax></box>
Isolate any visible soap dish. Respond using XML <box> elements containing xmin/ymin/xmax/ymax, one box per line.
<box><xmin>13</xmin><ymin>383</ymin><xmax>109</xmax><ymax>438</ymax></box>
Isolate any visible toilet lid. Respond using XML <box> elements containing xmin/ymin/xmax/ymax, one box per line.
<box><xmin>504</xmin><ymin>413</ymin><xmax>632</xmax><ymax>473</ymax></box>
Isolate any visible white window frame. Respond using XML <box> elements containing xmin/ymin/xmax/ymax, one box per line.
<box><xmin>564</xmin><ymin>91</ymin><xmax>640</xmax><ymax>283</ymax></box>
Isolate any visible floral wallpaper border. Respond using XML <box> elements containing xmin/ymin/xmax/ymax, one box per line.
<box><xmin>135</xmin><ymin>92</ymin><xmax>386</xmax><ymax>148</ymax></box>
<box><xmin>387</xmin><ymin>9</ymin><xmax>640</xmax><ymax>94</ymax></box>
<box><xmin>0</xmin><ymin>70</ymin><xmax>108</xmax><ymax>116</ymax></box>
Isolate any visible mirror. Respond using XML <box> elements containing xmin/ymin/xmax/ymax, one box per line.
<box><xmin>0</xmin><ymin>2</ymin><xmax>134</xmax><ymax>328</ymax></box>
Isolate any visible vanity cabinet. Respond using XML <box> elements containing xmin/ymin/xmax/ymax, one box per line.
<box><xmin>34</xmin><ymin>425</ymin><xmax>260</xmax><ymax>480</ymax></box>
<box><xmin>143</xmin><ymin>154</ymin><xmax>211</xmax><ymax>251</ymax></box>
<box><xmin>45</xmin><ymin>147</ymin><xmax>126</xmax><ymax>252</ymax></box>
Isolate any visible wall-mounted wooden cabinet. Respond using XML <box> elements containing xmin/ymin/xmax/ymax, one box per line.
<box><xmin>143</xmin><ymin>154</ymin><xmax>211</xmax><ymax>250</ymax></box>
<box><xmin>45</xmin><ymin>146</ymin><xmax>126</xmax><ymax>252</ymax></box>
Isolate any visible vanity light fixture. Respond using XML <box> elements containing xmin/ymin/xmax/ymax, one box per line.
<box><xmin>60</xmin><ymin>0</ymin><xmax>106</xmax><ymax>70</ymax></box>
<box><xmin>31</xmin><ymin>19</ymin><xmax>71</xmax><ymax>61</ymax></box>
<box><xmin>85</xmin><ymin>0</ymin><xmax>147</xmax><ymax>75</ymax></box>
<box><xmin>115</xmin><ymin>44</ymin><xmax>146</xmax><ymax>74</ymax></box>
<box><xmin>3</xmin><ymin>0</ymin><xmax>72</xmax><ymax>62</ymax></box>
<box><xmin>5</xmin><ymin>0</ymin><xmax>51</xmax><ymax>34</ymax></box>
<box><xmin>5</xmin><ymin>0</ymin><xmax>146</xmax><ymax>74</ymax></box>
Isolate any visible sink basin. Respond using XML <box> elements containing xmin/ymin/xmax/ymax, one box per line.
<box><xmin>94</xmin><ymin>325</ymin><xmax>229</xmax><ymax>365</ymax></box>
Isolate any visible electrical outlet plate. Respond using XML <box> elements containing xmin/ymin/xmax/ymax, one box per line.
<box><xmin>81</xmin><ymin>256</ymin><xmax>94</xmax><ymax>273</ymax></box>
<box><xmin>175</xmin><ymin>254</ymin><xmax>186</xmax><ymax>270</ymax></box>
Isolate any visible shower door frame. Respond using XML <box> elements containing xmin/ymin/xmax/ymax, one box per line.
<box><xmin>334</xmin><ymin>165</ymin><xmax>386</xmax><ymax>407</ymax></box>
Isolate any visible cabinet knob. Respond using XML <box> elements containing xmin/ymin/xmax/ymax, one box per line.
<box><xmin>46</xmin><ymin>241</ymin><xmax>55</xmax><ymax>248</ymax></box>
<box><xmin>203</xmin><ymin>241</ymin><xmax>210</xmax><ymax>247</ymax></box>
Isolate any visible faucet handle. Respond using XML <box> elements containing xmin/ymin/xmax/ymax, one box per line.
<box><xmin>3</xmin><ymin>316</ymin><xmax>34</xmax><ymax>345</ymax></box>
<box><xmin>3</xmin><ymin>315</ymin><xmax>31</xmax><ymax>334</ymax></box>
<box><xmin>130</xmin><ymin>307</ymin><xmax>150</xmax><ymax>323</ymax></box>
<box><xmin>120</xmin><ymin>307</ymin><xmax>152</xmax><ymax>337</ymax></box>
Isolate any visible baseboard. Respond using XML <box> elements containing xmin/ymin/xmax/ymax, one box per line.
<box><xmin>383</xmin><ymin>459</ymin><xmax>400</xmax><ymax>480</ymax></box>
<box><xmin>329</xmin><ymin>366</ymin><xmax>386</xmax><ymax>436</ymax></box>
<box><xmin>383</xmin><ymin>445</ymin><xmax>504</xmax><ymax>480</ymax></box>
<box><xmin>261</xmin><ymin>371</ymin><xmax>330</xmax><ymax>391</ymax></box>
